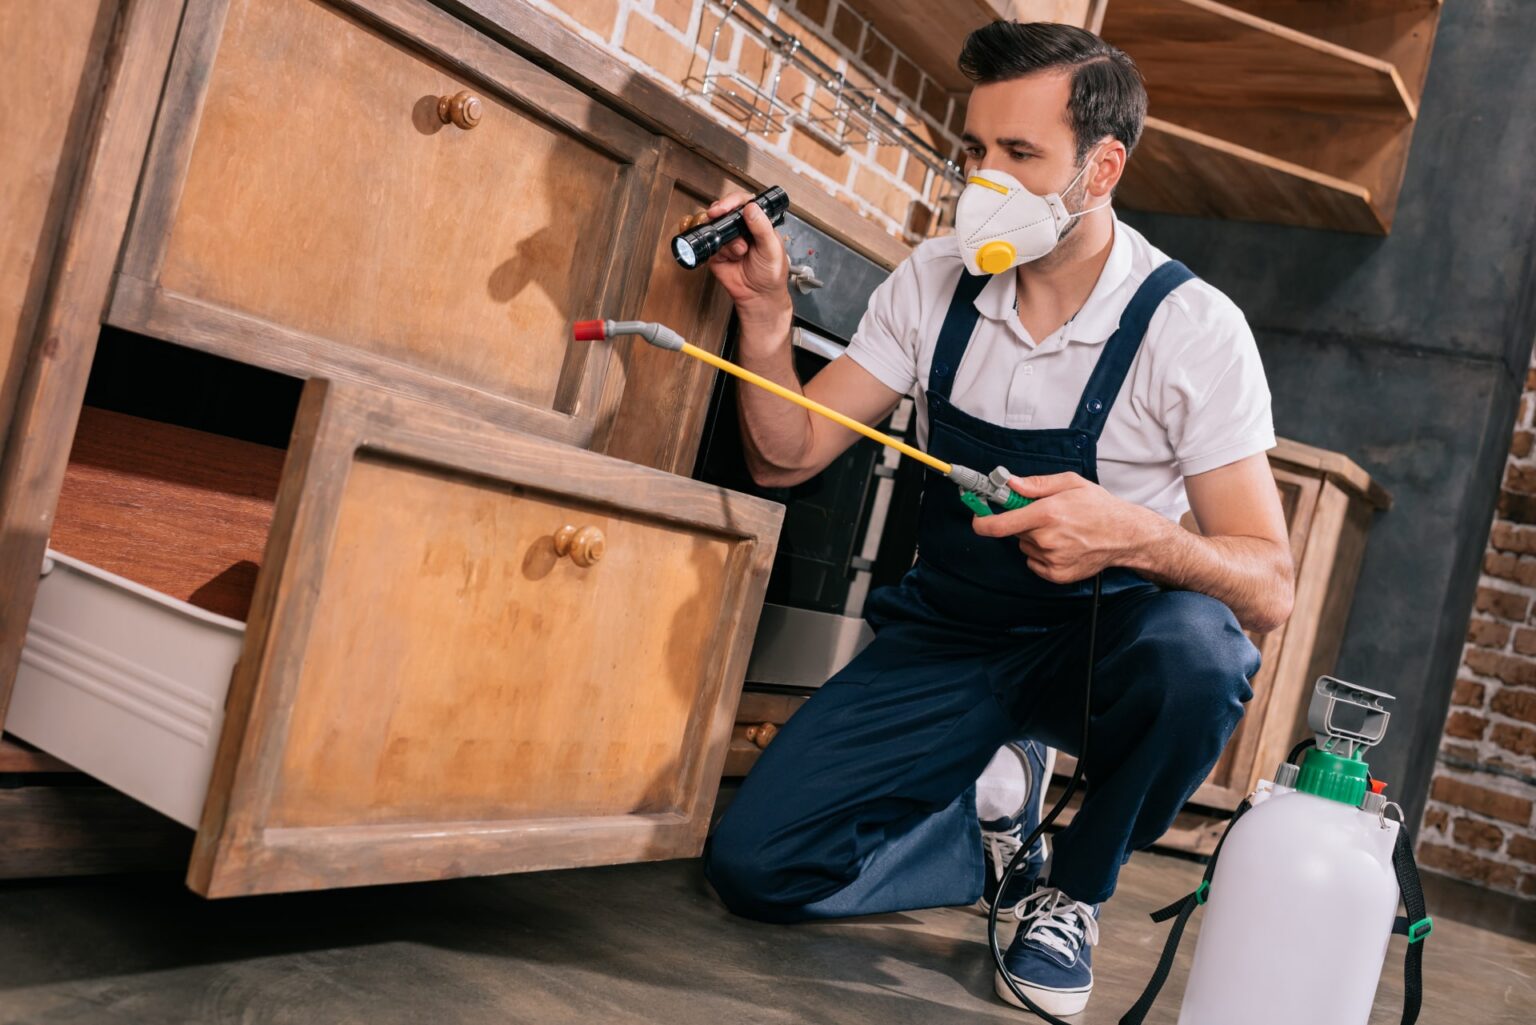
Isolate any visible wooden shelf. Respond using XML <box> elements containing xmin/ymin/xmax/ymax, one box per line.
<box><xmin>1271</xmin><ymin>437</ymin><xmax>1393</xmax><ymax>510</ymax></box>
<box><xmin>846</xmin><ymin>3</ymin><xmax>1113</xmax><ymax>92</ymax></box>
<box><xmin>1217</xmin><ymin>0</ymin><xmax>1443</xmax><ymax>101</ymax></box>
<box><xmin>1120</xmin><ymin>116</ymin><xmax>1387</xmax><ymax>235</ymax></box>
<box><xmin>1102</xmin><ymin>0</ymin><xmax>1416</xmax><ymax>123</ymax></box>
<box><xmin>847</xmin><ymin>0</ymin><xmax>1438</xmax><ymax>235</ymax></box>
<box><xmin>1100</xmin><ymin>0</ymin><xmax>1441</xmax><ymax>234</ymax></box>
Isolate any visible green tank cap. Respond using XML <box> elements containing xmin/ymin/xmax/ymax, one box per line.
<box><xmin>1296</xmin><ymin>747</ymin><xmax>1370</xmax><ymax>806</ymax></box>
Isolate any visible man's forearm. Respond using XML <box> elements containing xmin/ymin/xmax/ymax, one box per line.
<box><xmin>1122</xmin><ymin>509</ymin><xmax>1295</xmax><ymax>633</ymax></box>
<box><xmin>734</xmin><ymin>306</ymin><xmax>815</xmax><ymax>484</ymax></box>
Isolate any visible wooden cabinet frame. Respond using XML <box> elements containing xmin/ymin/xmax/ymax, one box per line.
<box><xmin>0</xmin><ymin>0</ymin><xmax>186</xmax><ymax>732</ymax></box>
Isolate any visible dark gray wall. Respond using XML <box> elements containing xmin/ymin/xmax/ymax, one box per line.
<box><xmin>1121</xmin><ymin>0</ymin><xmax>1536</xmax><ymax>832</ymax></box>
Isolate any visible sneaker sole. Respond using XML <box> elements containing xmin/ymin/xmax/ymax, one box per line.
<box><xmin>994</xmin><ymin>970</ymin><xmax>1091</xmax><ymax>1016</ymax></box>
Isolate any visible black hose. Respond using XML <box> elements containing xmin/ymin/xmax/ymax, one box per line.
<box><xmin>1286</xmin><ymin>736</ymin><xmax>1317</xmax><ymax>766</ymax></box>
<box><xmin>988</xmin><ymin>570</ymin><xmax>1102</xmax><ymax>1025</ymax></box>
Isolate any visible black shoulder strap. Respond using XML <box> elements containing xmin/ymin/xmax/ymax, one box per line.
<box><xmin>1388</xmin><ymin>824</ymin><xmax>1433</xmax><ymax>1024</ymax></box>
<box><xmin>1069</xmin><ymin>259</ymin><xmax>1195</xmax><ymax>439</ymax></box>
<box><xmin>1119</xmin><ymin>802</ymin><xmax>1431</xmax><ymax>1025</ymax></box>
<box><xmin>1118</xmin><ymin>799</ymin><xmax>1249</xmax><ymax>1025</ymax></box>
<box><xmin>927</xmin><ymin>269</ymin><xmax>990</xmax><ymax>401</ymax></box>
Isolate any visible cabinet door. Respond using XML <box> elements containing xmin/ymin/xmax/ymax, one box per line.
<box><xmin>591</xmin><ymin>142</ymin><xmax>740</xmax><ymax>475</ymax></box>
<box><xmin>1193</xmin><ymin>464</ymin><xmax>1321</xmax><ymax>808</ymax></box>
<box><xmin>0</xmin><ymin>0</ymin><xmax>119</xmax><ymax>455</ymax></box>
<box><xmin>190</xmin><ymin>379</ymin><xmax>781</xmax><ymax>896</ymax></box>
<box><xmin>110</xmin><ymin>0</ymin><xmax>660</xmax><ymax>447</ymax></box>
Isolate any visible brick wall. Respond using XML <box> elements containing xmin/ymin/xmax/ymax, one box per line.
<box><xmin>533</xmin><ymin>0</ymin><xmax>966</xmax><ymax>243</ymax></box>
<box><xmin>1416</xmin><ymin>351</ymin><xmax>1536</xmax><ymax>898</ymax></box>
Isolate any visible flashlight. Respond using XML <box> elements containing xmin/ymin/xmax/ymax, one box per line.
<box><xmin>671</xmin><ymin>186</ymin><xmax>789</xmax><ymax>269</ymax></box>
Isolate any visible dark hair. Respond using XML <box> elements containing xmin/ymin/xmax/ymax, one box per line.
<box><xmin>957</xmin><ymin>21</ymin><xmax>1147</xmax><ymax>160</ymax></box>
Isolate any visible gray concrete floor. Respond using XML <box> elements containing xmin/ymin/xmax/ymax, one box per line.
<box><xmin>0</xmin><ymin>851</ymin><xmax>1532</xmax><ymax>1024</ymax></box>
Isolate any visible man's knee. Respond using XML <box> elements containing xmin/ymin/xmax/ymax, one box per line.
<box><xmin>1128</xmin><ymin>591</ymin><xmax>1260</xmax><ymax>734</ymax></box>
<box><xmin>702</xmin><ymin>809</ymin><xmax>805</xmax><ymax>923</ymax></box>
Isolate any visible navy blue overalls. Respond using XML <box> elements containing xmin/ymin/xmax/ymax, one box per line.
<box><xmin>705</xmin><ymin>260</ymin><xmax>1263</xmax><ymax>923</ymax></box>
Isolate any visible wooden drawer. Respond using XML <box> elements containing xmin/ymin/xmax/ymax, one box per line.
<box><xmin>109</xmin><ymin>0</ymin><xmax>661</xmax><ymax>446</ymax></box>
<box><xmin>38</xmin><ymin>378</ymin><xmax>781</xmax><ymax>897</ymax></box>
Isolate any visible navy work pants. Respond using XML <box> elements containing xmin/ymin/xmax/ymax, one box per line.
<box><xmin>704</xmin><ymin>584</ymin><xmax>1261</xmax><ymax>922</ymax></box>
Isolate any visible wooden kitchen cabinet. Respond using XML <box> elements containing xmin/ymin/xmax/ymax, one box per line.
<box><xmin>0</xmin><ymin>0</ymin><xmax>813</xmax><ymax>895</ymax></box>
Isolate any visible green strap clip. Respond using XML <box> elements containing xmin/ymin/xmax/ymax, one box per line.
<box><xmin>1407</xmin><ymin>916</ymin><xmax>1433</xmax><ymax>943</ymax></box>
<box><xmin>1194</xmin><ymin>879</ymin><xmax>1211</xmax><ymax>906</ymax></box>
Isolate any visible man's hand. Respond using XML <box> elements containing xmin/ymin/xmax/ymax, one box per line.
<box><xmin>971</xmin><ymin>456</ymin><xmax>1296</xmax><ymax>634</ymax></box>
<box><xmin>971</xmin><ymin>472</ymin><xmax>1154</xmax><ymax>583</ymax></box>
<box><xmin>693</xmin><ymin>191</ymin><xmax>791</xmax><ymax>330</ymax></box>
<box><xmin>690</xmin><ymin>190</ymin><xmax>902</xmax><ymax>489</ymax></box>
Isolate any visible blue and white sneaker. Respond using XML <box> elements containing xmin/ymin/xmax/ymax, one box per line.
<box><xmin>994</xmin><ymin>886</ymin><xmax>1100</xmax><ymax>1016</ymax></box>
<box><xmin>977</xmin><ymin>740</ymin><xmax>1054</xmax><ymax>917</ymax></box>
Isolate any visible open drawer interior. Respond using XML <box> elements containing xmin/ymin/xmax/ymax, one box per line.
<box><xmin>11</xmin><ymin>330</ymin><xmax>782</xmax><ymax>897</ymax></box>
<box><xmin>54</xmin><ymin>328</ymin><xmax>302</xmax><ymax>620</ymax></box>
<box><xmin>8</xmin><ymin>330</ymin><xmax>299</xmax><ymax>829</ymax></box>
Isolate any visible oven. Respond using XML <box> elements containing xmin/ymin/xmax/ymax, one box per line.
<box><xmin>693</xmin><ymin>213</ymin><xmax>922</xmax><ymax>688</ymax></box>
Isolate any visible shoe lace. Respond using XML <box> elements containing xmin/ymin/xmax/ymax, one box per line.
<box><xmin>1012</xmin><ymin>887</ymin><xmax>1100</xmax><ymax>959</ymax></box>
<box><xmin>983</xmin><ymin>826</ymin><xmax>1025</xmax><ymax>882</ymax></box>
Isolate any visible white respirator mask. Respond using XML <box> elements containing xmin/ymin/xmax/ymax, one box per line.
<box><xmin>954</xmin><ymin>151</ymin><xmax>1111</xmax><ymax>276</ymax></box>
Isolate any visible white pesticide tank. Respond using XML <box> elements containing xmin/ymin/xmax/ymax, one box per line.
<box><xmin>1178</xmin><ymin>754</ymin><xmax>1401</xmax><ymax>1025</ymax></box>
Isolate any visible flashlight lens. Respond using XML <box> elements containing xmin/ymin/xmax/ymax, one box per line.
<box><xmin>674</xmin><ymin>237</ymin><xmax>696</xmax><ymax>268</ymax></box>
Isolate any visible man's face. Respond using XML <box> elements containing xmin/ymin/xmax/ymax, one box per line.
<box><xmin>961</xmin><ymin>72</ymin><xmax>1088</xmax><ymax>202</ymax></box>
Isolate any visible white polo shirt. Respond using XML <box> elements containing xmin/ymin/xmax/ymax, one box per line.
<box><xmin>843</xmin><ymin>214</ymin><xmax>1276</xmax><ymax>523</ymax></box>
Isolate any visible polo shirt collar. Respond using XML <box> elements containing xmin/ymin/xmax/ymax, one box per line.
<box><xmin>972</xmin><ymin>212</ymin><xmax>1133</xmax><ymax>347</ymax></box>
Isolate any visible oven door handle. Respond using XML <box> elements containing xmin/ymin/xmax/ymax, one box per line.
<box><xmin>791</xmin><ymin>326</ymin><xmax>848</xmax><ymax>362</ymax></box>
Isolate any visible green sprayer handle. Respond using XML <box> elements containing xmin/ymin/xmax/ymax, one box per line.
<box><xmin>959</xmin><ymin>490</ymin><xmax>1031</xmax><ymax>517</ymax></box>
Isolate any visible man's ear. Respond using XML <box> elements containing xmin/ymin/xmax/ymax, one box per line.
<box><xmin>1092</xmin><ymin>140</ymin><xmax>1127</xmax><ymax>197</ymax></box>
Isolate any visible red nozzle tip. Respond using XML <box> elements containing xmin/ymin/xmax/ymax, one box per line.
<box><xmin>573</xmin><ymin>319</ymin><xmax>606</xmax><ymax>341</ymax></box>
<box><xmin>1369</xmin><ymin>779</ymin><xmax>1388</xmax><ymax>794</ymax></box>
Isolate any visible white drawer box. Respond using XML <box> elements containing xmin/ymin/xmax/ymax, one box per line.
<box><xmin>7</xmin><ymin>550</ymin><xmax>243</xmax><ymax>828</ymax></box>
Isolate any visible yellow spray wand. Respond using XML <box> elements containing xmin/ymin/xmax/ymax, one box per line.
<box><xmin>572</xmin><ymin>319</ymin><xmax>1029</xmax><ymax>515</ymax></box>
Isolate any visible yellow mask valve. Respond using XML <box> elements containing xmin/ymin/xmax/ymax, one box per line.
<box><xmin>977</xmin><ymin>240</ymin><xmax>1017</xmax><ymax>275</ymax></box>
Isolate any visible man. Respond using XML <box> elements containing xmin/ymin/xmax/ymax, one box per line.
<box><xmin>700</xmin><ymin>21</ymin><xmax>1293</xmax><ymax>1016</ymax></box>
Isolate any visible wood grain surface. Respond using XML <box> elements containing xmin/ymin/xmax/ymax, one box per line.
<box><xmin>188</xmin><ymin>379</ymin><xmax>782</xmax><ymax>897</ymax></box>
<box><xmin>0</xmin><ymin>0</ymin><xmax>186</xmax><ymax>732</ymax></box>
<box><xmin>153</xmin><ymin>0</ymin><xmax>644</xmax><ymax>412</ymax></box>
<box><xmin>51</xmin><ymin>407</ymin><xmax>285</xmax><ymax>621</ymax></box>
<box><xmin>0</xmin><ymin>0</ymin><xmax>116</xmax><ymax>458</ymax></box>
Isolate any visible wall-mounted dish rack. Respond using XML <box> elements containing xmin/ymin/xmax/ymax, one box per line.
<box><xmin>685</xmin><ymin>0</ymin><xmax>963</xmax><ymax>185</ymax></box>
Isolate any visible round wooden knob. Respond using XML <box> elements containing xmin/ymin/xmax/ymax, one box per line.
<box><xmin>553</xmin><ymin>524</ymin><xmax>605</xmax><ymax>567</ymax></box>
<box><xmin>744</xmin><ymin>722</ymin><xmax>778</xmax><ymax>748</ymax></box>
<box><xmin>437</xmin><ymin>90</ymin><xmax>482</xmax><ymax>129</ymax></box>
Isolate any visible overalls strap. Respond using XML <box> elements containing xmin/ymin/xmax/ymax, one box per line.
<box><xmin>1069</xmin><ymin>259</ymin><xmax>1195</xmax><ymax>438</ymax></box>
<box><xmin>926</xmin><ymin>270</ymin><xmax>990</xmax><ymax>401</ymax></box>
